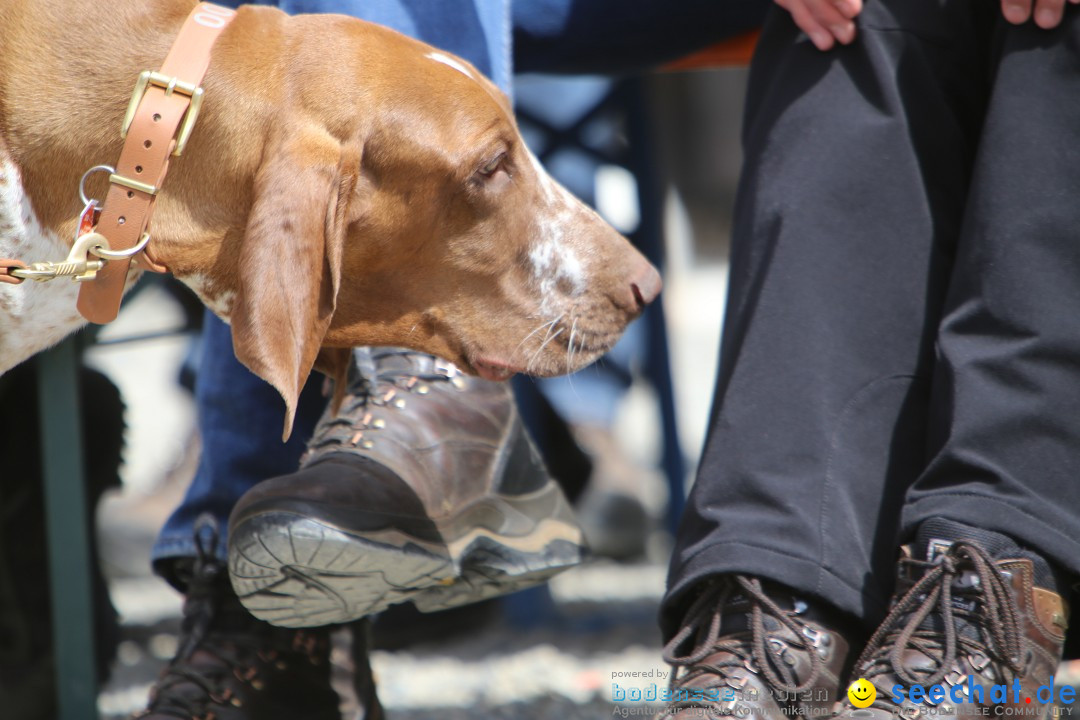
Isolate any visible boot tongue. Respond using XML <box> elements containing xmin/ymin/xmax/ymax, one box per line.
<box><xmin>365</xmin><ymin>348</ymin><xmax>448</xmax><ymax>381</ymax></box>
<box><xmin>718</xmin><ymin>588</ymin><xmax>812</xmax><ymax>637</ymax></box>
<box><xmin>903</xmin><ymin>519</ymin><xmax>1019</xmax><ymax>643</ymax></box>
<box><xmin>903</xmin><ymin>518</ymin><xmax>1064</xmax><ymax>651</ymax></box>
<box><xmin>370</xmin><ymin>349</ymin><xmax>417</xmax><ymax>374</ymax></box>
<box><xmin>914</xmin><ymin>518</ymin><xmax>1061</xmax><ymax>593</ymax></box>
<box><xmin>915</xmin><ymin>518</ymin><xmax>1016</xmax><ymax>564</ymax></box>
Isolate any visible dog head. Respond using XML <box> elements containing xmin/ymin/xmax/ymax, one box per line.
<box><xmin>176</xmin><ymin>12</ymin><xmax>660</xmax><ymax>437</ymax></box>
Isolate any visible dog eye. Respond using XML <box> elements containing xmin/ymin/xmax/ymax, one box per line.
<box><xmin>478</xmin><ymin>152</ymin><xmax>506</xmax><ymax>177</ymax></box>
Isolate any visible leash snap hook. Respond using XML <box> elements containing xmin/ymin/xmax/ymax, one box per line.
<box><xmin>65</xmin><ymin>232</ymin><xmax>110</xmax><ymax>281</ymax></box>
<box><xmin>11</xmin><ymin>232</ymin><xmax>108</xmax><ymax>283</ymax></box>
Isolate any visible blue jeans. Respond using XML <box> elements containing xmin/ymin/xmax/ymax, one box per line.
<box><xmin>152</xmin><ymin>316</ymin><xmax>327</xmax><ymax>569</ymax></box>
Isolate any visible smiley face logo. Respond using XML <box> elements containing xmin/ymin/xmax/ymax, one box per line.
<box><xmin>848</xmin><ymin>678</ymin><xmax>877</xmax><ymax>708</ymax></box>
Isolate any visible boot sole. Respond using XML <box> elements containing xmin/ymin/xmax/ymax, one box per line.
<box><xmin>228</xmin><ymin>487</ymin><xmax>585</xmax><ymax>627</ymax></box>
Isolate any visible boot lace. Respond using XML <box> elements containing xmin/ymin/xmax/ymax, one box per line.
<box><xmin>308</xmin><ymin>349</ymin><xmax>462</xmax><ymax>454</ymax></box>
<box><xmin>660</xmin><ymin>576</ymin><xmax>825</xmax><ymax>717</ymax></box>
<box><xmin>851</xmin><ymin>541</ymin><xmax>1023</xmax><ymax>710</ymax></box>
<box><xmin>135</xmin><ymin>517</ymin><xmax>292</xmax><ymax>719</ymax></box>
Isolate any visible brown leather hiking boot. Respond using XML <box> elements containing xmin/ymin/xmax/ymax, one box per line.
<box><xmin>660</xmin><ymin>575</ymin><xmax>851</xmax><ymax>720</ymax></box>
<box><xmin>133</xmin><ymin>519</ymin><xmax>380</xmax><ymax>720</ymax></box>
<box><xmin>227</xmin><ymin>348</ymin><xmax>585</xmax><ymax>628</ymax></box>
<box><xmin>835</xmin><ymin>522</ymin><xmax>1069</xmax><ymax>720</ymax></box>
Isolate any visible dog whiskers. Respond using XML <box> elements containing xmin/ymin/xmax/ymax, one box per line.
<box><xmin>566</xmin><ymin>316</ymin><xmax>578</xmax><ymax>373</ymax></box>
<box><xmin>526</xmin><ymin>327</ymin><xmax>565</xmax><ymax>374</ymax></box>
<box><xmin>515</xmin><ymin>315</ymin><xmax>563</xmax><ymax>359</ymax></box>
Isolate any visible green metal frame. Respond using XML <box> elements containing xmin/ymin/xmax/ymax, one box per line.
<box><xmin>37</xmin><ymin>338</ymin><xmax>99</xmax><ymax>720</ymax></box>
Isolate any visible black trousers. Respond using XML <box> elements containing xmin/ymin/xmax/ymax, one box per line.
<box><xmin>663</xmin><ymin>0</ymin><xmax>1080</xmax><ymax>638</ymax></box>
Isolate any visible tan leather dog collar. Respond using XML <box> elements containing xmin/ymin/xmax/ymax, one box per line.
<box><xmin>76</xmin><ymin>2</ymin><xmax>236</xmax><ymax>323</ymax></box>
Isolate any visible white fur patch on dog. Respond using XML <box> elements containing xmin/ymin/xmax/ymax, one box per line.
<box><xmin>0</xmin><ymin>149</ymin><xmax>90</xmax><ymax>373</ymax></box>
<box><xmin>425</xmin><ymin>51</ymin><xmax>474</xmax><ymax>80</ymax></box>
<box><xmin>525</xmin><ymin>150</ymin><xmax>588</xmax><ymax>317</ymax></box>
<box><xmin>182</xmin><ymin>272</ymin><xmax>236</xmax><ymax>320</ymax></box>
<box><xmin>530</xmin><ymin>233</ymin><xmax>585</xmax><ymax>295</ymax></box>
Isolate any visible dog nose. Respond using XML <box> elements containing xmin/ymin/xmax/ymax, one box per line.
<box><xmin>627</xmin><ymin>261</ymin><xmax>662</xmax><ymax>310</ymax></box>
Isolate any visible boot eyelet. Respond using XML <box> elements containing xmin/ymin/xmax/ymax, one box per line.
<box><xmin>967</xmin><ymin>652</ymin><xmax>990</xmax><ymax>672</ymax></box>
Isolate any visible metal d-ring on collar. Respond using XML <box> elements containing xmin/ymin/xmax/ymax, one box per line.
<box><xmin>79</xmin><ymin>164</ymin><xmax>115</xmax><ymax>207</ymax></box>
<box><xmin>3</xmin><ymin>166</ymin><xmax>152</xmax><ymax>283</ymax></box>
<box><xmin>78</xmin><ymin>165</ymin><xmax>153</xmax><ymax>260</ymax></box>
<box><xmin>90</xmin><ymin>232</ymin><xmax>151</xmax><ymax>260</ymax></box>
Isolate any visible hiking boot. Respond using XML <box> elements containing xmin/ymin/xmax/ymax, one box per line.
<box><xmin>659</xmin><ymin>575</ymin><xmax>851</xmax><ymax>720</ymax></box>
<box><xmin>133</xmin><ymin>519</ymin><xmax>358</xmax><ymax>720</ymax></box>
<box><xmin>835</xmin><ymin>518</ymin><xmax>1069</xmax><ymax>720</ymax></box>
<box><xmin>227</xmin><ymin>348</ymin><xmax>585</xmax><ymax>628</ymax></box>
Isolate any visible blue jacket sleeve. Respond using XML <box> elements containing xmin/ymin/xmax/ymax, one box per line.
<box><xmin>513</xmin><ymin>0</ymin><xmax>770</xmax><ymax>75</ymax></box>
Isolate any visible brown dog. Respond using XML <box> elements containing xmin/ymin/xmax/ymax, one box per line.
<box><xmin>0</xmin><ymin>0</ymin><xmax>660</xmax><ymax>435</ymax></box>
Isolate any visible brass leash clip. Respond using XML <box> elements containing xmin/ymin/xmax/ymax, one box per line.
<box><xmin>10</xmin><ymin>232</ymin><xmax>109</xmax><ymax>283</ymax></box>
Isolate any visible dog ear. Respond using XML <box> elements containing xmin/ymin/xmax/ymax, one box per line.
<box><xmin>230</xmin><ymin>126</ymin><xmax>357</xmax><ymax>440</ymax></box>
